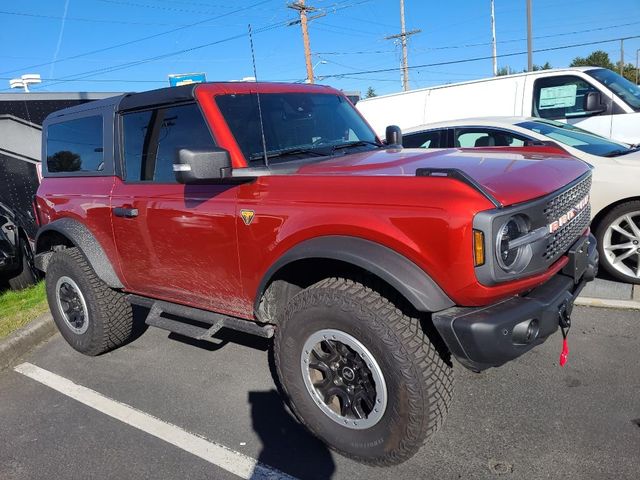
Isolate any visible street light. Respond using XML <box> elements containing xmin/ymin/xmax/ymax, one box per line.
<box><xmin>9</xmin><ymin>74</ymin><xmax>42</xmax><ymax>92</ymax></box>
<box><xmin>636</xmin><ymin>49</ymin><xmax>639</xmax><ymax>85</ymax></box>
<box><xmin>304</xmin><ymin>60</ymin><xmax>327</xmax><ymax>83</ymax></box>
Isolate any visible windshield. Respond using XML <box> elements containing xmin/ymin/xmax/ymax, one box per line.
<box><xmin>516</xmin><ymin>119</ymin><xmax>631</xmax><ymax>157</ymax></box>
<box><xmin>216</xmin><ymin>92</ymin><xmax>379</xmax><ymax>164</ymax></box>
<box><xmin>587</xmin><ymin>68</ymin><xmax>640</xmax><ymax>110</ymax></box>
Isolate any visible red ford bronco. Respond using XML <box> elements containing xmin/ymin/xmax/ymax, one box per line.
<box><xmin>33</xmin><ymin>82</ymin><xmax>597</xmax><ymax>466</ymax></box>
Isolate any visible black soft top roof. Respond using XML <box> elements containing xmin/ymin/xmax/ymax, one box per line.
<box><xmin>44</xmin><ymin>84</ymin><xmax>197</xmax><ymax>121</ymax></box>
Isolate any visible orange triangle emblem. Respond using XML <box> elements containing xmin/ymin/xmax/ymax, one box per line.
<box><xmin>240</xmin><ymin>209</ymin><xmax>255</xmax><ymax>225</ymax></box>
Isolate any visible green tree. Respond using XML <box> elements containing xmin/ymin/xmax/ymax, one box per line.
<box><xmin>531</xmin><ymin>62</ymin><xmax>552</xmax><ymax>71</ymax></box>
<box><xmin>570</xmin><ymin>50</ymin><xmax>615</xmax><ymax>70</ymax></box>
<box><xmin>365</xmin><ymin>86</ymin><xmax>377</xmax><ymax>98</ymax></box>
<box><xmin>47</xmin><ymin>150</ymin><xmax>81</xmax><ymax>172</ymax></box>
<box><xmin>496</xmin><ymin>62</ymin><xmax>551</xmax><ymax>76</ymax></box>
<box><xmin>619</xmin><ymin>63</ymin><xmax>639</xmax><ymax>84</ymax></box>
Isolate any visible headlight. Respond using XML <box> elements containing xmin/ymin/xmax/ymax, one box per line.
<box><xmin>495</xmin><ymin>215</ymin><xmax>533</xmax><ymax>273</ymax></box>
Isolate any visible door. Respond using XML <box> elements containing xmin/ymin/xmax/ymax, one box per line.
<box><xmin>110</xmin><ymin>103</ymin><xmax>244</xmax><ymax>316</ymax></box>
<box><xmin>530</xmin><ymin>74</ymin><xmax>613</xmax><ymax>139</ymax></box>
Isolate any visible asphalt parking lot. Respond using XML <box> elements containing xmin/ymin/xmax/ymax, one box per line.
<box><xmin>1</xmin><ymin>305</ymin><xmax>639</xmax><ymax>480</ymax></box>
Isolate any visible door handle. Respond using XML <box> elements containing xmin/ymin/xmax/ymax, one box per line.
<box><xmin>113</xmin><ymin>207</ymin><xmax>139</xmax><ymax>218</ymax></box>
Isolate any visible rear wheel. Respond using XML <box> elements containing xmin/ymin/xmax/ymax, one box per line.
<box><xmin>8</xmin><ymin>238</ymin><xmax>38</xmax><ymax>290</ymax></box>
<box><xmin>46</xmin><ymin>247</ymin><xmax>134</xmax><ymax>355</ymax></box>
<box><xmin>595</xmin><ymin>201</ymin><xmax>640</xmax><ymax>284</ymax></box>
<box><xmin>274</xmin><ymin>277</ymin><xmax>453</xmax><ymax>466</ymax></box>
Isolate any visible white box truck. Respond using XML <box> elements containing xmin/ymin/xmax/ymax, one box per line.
<box><xmin>357</xmin><ymin>67</ymin><xmax>640</xmax><ymax>145</ymax></box>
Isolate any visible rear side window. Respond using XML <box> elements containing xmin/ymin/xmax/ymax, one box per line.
<box><xmin>454</xmin><ymin>128</ymin><xmax>530</xmax><ymax>147</ymax></box>
<box><xmin>46</xmin><ymin>116</ymin><xmax>104</xmax><ymax>173</ymax></box>
<box><xmin>122</xmin><ymin>103</ymin><xmax>215</xmax><ymax>182</ymax></box>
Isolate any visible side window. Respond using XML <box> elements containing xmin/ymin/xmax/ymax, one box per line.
<box><xmin>154</xmin><ymin>104</ymin><xmax>216</xmax><ymax>183</ymax></box>
<box><xmin>122</xmin><ymin>110</ymin><xmax>154</xmax><ymax>181</ymax></box>
<box><xmin>454</xmin><ymin>128</ymin><xmax>530</xmax><ymax>147</ymax></box>
<box><xmin>122</xmin><ymin>103</ymin><xmax>215</xmax><ymax>182</ymax></box>
<box><xmin>47</xmin><ymin>116</ymin><xmax>104</xmax><ymax>173</ymax></box>
<box><xmin>533</xmin><ymin>76</ymin><xmax>601</xmax><ymax>120</ymax></box>
<box><xmin>403</xmin><ymin>130</ymin><xmax>442</xmax><ymax>148</ymax></box>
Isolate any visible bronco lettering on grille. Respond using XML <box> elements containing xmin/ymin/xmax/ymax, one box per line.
<box><xmin>548</xmin><ymin>194</ymin><xmax>590</xmax><ymax>234</ymax></box>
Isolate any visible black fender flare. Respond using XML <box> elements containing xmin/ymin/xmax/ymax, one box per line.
<box><xmin>255</xmin><ymin>236</ymin><xmax>454</xmax><ymax>314</ymax></box>
<box><xmin>35</xmin><ymin>218</ymin><xmax>124</xmax><ymax>289</ymax></box>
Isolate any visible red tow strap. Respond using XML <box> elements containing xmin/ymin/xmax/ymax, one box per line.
<box><xmin>559</xmin><ymin>326</ymin><xmax>570</xmax><ymax>367</ymax></box>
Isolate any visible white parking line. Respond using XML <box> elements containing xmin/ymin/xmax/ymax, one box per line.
<box><xmin>14</xmin><ymin>362</ymin><xmax>298</xmax><ymax>480</ymax></box>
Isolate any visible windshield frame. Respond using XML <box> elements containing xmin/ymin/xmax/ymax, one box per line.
<box><xmin>586</xmin><ymin>68</ymin><xmax>640</xmax><ymax>111</ymax></box>
<box><xmin>516</xmin><ymin>118</ymin><xmax>632</xmax><ymax>157</ymax></box>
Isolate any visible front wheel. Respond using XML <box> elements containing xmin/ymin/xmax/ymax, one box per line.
<box><xmin>595</xmin><ymin>201</ymin><xmax>640</xmax><ymax>284</ymax></box>
<box><xmin>274</xmin><ymin>277</ymin><xmax>453</xmax><ymax>466</ymax></box>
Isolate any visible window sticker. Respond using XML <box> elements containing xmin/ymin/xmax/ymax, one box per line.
<box><xmin>539</xmin><ymin>84</ymin><xmax>577</xmax><ymax>109</ymax></box>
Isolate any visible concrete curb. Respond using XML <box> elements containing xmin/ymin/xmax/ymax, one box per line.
<box><xmin>575</xmin><ymin>297</ymin><xmax>640</xmax><ymax>311</ymax></box>
<box><xmin>0</xmin><ymin>312</ymin><xmax>56</xmax><ymax>371</ymax></box>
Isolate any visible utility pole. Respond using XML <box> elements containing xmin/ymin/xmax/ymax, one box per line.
<box><xmin>385</xmin><ymin>0</ymin><xmax>420</xmax><ymax>91</ymax></box>
<box><xmin>620</xmin><ymin>38</ymin><xmax>624</xmax><ymax>76</ymax></box>
<box><xmin>526</xmin><ymin>0</ymin><xmax>533</xmax><ymax>71</ymax></box>
<box><xmin>636</xmin><ymin>48</ymin><xmax>639</xmax><ymax>85</ymax></box>
<box><xmin>490</xmin><ymin>0</ymin><xmax>497</xmax><ymax>76</ymax></box>
<box><xmin>288</xmin><ymin>1</ymin><xmax>318</xmax><ymax>84</ymax></box>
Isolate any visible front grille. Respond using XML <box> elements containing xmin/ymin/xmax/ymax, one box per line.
<box><xmin>542</xmin><ymin>175</ymin><xmax>592</xmax><ymax>262</ymax></box>
<box><xmin>543</xmin><ymin>175</ymin><xmax>591</xmax><ymax>223</ymax></box>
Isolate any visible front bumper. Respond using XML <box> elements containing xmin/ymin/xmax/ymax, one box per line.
<box><xmin>433</xmin><ymin>233</ymin><xmax>598</xmax><ymax>372</ymax></box>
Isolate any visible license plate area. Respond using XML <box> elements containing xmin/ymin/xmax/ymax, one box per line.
<box><xmin>562</xmin><ymin>235</ymin><xmax>589</xmax><ymax>283</ymax></box>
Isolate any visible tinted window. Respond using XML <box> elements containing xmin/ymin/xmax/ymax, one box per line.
<box><xmin>517</xmin><ymin>119</ymin><xmax>631</xmax><ymax>157</ymax></box>
<box><xmin>587</xmin><ymin>68</ymin><xmax>640</xmax><ymax>110</ymax></box>
<box><xmin>454</xmin><ymin>128</ymin><xmax>530</xmax><ymax>147</ymax></box>
<box><xmin>532</xmin><ymin>76</ymin><xmax>601</xmax><ymax>119</ymax></box>
<box><xmin>122</xmin><ymin>110</ymin><xmax>154</xmax><ymax>181</ymax></box>
<box><xmin>403</xmin><ymin>130</ymin><xmax>443</xmax><ymax>148</ymax></box>
<box><xmin>122</xmin><ymin>104</ymin><xmax>215</xmax><ymax>182</ymax></box>
<box><xmin>216</xmin><ymin>93</ymin><xmax>377</xmax><ymax>164</ymax></box>
<box><xmin>47</xmin><ymin>116</ymin><xmax>103</xmax><ymax>173</ymax></box>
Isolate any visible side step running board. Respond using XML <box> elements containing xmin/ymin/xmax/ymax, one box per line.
<box><xmin>127</xmin><ymin>295</ymin><xmax>274</xmax><ymax>343</ymax></box>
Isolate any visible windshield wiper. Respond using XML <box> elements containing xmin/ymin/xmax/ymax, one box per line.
<box><xmin>249</xmin><ymin>147</ymin><xmax>329</xmax><ymax>161</ymax></box>
<box><xmin>605</xmin><ymin>145</ymin><xmax>640</xmax><ymax>157</ymax></box>
<box><xmin>330</xmin><ymin>140</ymin><xmax>384</xmax><ymax>152</ymax></box>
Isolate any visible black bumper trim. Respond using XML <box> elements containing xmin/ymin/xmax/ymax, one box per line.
<box><xmin>433</xmin><ymin>234</ymin><xmax>598</xmax><ymax>372</ymax></box>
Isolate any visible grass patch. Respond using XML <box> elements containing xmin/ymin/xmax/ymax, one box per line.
<box><xmin>0</xmin><ymin>282</ymin><xmax>49</xmax><ymax>339</ymax></box>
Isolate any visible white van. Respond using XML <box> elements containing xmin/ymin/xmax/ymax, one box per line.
<box><xmin>356</xmin><ymin>67</ymin><xmax>640</xmax><ymax>145</ymax></box>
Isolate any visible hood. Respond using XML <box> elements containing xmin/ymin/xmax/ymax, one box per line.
<box><xmin>613</xmin><ymin>149</ymin><xmax>640</xmax><ymax>167</ymax></box>
<box><xmin>296</xmin><ymin>147</ymin><xmax>591</xmax><ymax>206</ymax></box>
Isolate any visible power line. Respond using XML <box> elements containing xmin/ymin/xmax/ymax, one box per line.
<box><xmin>0</xmin><ymin>0</ymin><xmax>273</xmax><ymax>76</ymax></box>
<box><xmin>18</xmin><ymin>0</ymin><xmax>369</xmax><ymax>91</ymax></box>
<box><xmin>320</xmin><ymin>35</ymin><xmax>640</xmax><ymax>79</ymax></box>
<box><xmin>0</xmin><ymin>8</ymin><xmax>221</xmax><ymax>27</ymax></box>
<box><xmin>316</xmin><ymin>20</ymin><xmax>640</xmax><ymax>56</ymax></box>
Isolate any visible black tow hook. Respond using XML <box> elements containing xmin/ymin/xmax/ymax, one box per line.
<box><xmin>558</xmin><ymin>302</ymin><xmax>571</xmax><ymax>329</ymax></box>
<box><xmin>558</xmin><ymin>299</ymin><xmax>572</xmax><ymax>367</ymax></box>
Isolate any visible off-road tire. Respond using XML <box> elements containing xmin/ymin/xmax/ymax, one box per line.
<box><xmin>273</xmin><ymin>277</ymin><xmax>454</xmax><ymax>466</ymax></box>
<box><xmin>46</xmin><ymin>247</ymin><xmax>133</xmax><ymax>355</ymax></box>
<box><xmin>8</xmin><ymin>239</ymin><xmax>38</xmax><ymax>290</ymax></box>
<box><xmin>595</xmin><ymin>200</ymin><xmax>640</xmax><ymax>284</ymax></box>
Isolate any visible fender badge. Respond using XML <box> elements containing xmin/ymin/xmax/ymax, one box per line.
<box><xmin>240</xmin><ymin>209</ymin><xmax>255</xmax><ymax>226</ymax></box>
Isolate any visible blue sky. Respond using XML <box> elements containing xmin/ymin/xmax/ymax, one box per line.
<box><xmin>1</xmin><ymin>0</ymin><xmax>639</xmax><ymax>96</ymax></box>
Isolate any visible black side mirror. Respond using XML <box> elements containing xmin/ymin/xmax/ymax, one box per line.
<box><xmin>174</xmin><ymin>148</ymin><xmax>232</xmax><ymax>184</ymax></box>
<box><xmin>584</xmin><ymin>91</ymin><xmax>606</xmax><ymax>113</ymax></box>
<box><xmin>385</xmin><ymin>125</ymin><xmax>403</xmax><ymax>148</ymax></box>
